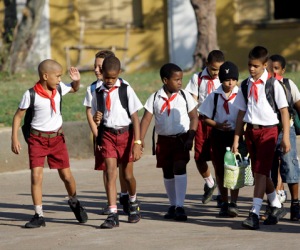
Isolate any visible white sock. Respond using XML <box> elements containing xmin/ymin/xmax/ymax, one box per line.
<box><xmin>267</xmin><ymin>191</ymin><xmax>282</xmax><ymax>208</ymax></box>
<box><xmin>34</xmin><ymin>205</ymin><xmax>43</xmax><ymax>217</ymax></box>
<box><xmin>250</xmin><ymin>197</ymin><xmax>263</xmax><ymax>216</ymax></box>
<box><xmin>174</xmin><ymin>174</ymin><xmax>187</xmax><ymax>207</ymax></box>
<box><xmin>164</xmin><ymin>178</ymin><xmax>176</xmax><ymax>206</ymax></box>
<box><xmin>204</xmin><ymin>174</ymin><xmax>215</xmax><ymax>188</ymax></box>
<box><xmin>129</xmin><ymin>194</ymin><xmax>137</xmax><ymax>203</ymax></box>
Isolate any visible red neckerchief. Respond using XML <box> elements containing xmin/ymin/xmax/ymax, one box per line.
<box><xmin>33</xmin><ymin>82</ymin><xmax>57</xmax><ymax>112</ymax></box>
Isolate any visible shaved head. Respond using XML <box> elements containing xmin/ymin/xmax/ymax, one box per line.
<box><xmin>38</xmin><ymin>59</ymin><xmax>62</xmax><ymax>78</ymax></box>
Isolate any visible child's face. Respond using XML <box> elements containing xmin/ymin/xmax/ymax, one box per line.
<box><xmin>207</xmin><ymin>61</ymin><xmax>224</xmax><ymax>79</ymax></box>
<box><xmin>102</xmin><ymin>69</ymin><xmax>120</xmax><ymax>89</ymax></box>
<box><xmin>222</xmin><ymin>79</ymin><xmax>237</xmax><ymax>93</ymax></box>
<box><xmin>272</xmin><ymin>61</ymin><xmax>285</xmax><ymax>76</ymax></box>
<box><xmin>248</xmin><ymin>59</ymin><xmax>267</xmax><ymax>80</ymax></box>
<box><xmin>163</xmin><ymin>71</ymin><xmax>183</xmax><ymax>93</ymax></box>
<box><xmin>43</xmin><ymin>70</ymin><xmax>62</xmax><ymax>90</ymax></box>
<box><xmin>94</xmin><ymin>57</ymin><xmax>105</xmax><ymax>80</ymax></box>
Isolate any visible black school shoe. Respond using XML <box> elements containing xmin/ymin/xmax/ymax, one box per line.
<box><xmin>174</xmin><ymin>207</ymin><xmax>187</xmax><ymax>221</ymax></box>
<box><xmin>68</xmin><ymin>199</ymin><xmax>88</xmax><ymax>223</ymax></box>
<box><xmin>119</xmin><ymin>194</ymin><xmax>129</xmax><ymax>214</ymax></box>
<box><xmin>263</xmin><ymin>205</ymin><xmax>287</xmax><ymax>225</ymax></box>
<box><xmin>242</xmin><ymin>212</ymin><xmax>260</xmax><ymax>230</ymax></box>
<box><xmin>290</xmin><ymin>201</ymin><xmax>300</xmax><ymax>221</ymax></box>
<box><xmin>227</xmin><ymin>202</ymin><xmax>239</xmax><ymax>217</ymax></box>
<box><xmin>202</xmin><ymin>179</ymin><xmax>217</xmax><ymax>204</ymax></box>
<box><xmin>219</xmin><ymin>202</ymin><xmax>229</xmax><ymax>217</ymax></box>
<box><xmin>128</xmin><ymin>200</ymin><xmax>141</xmax><ymax>223</ymax></box>
<box><xmin>164</xmin><ymin>205</ymin><xmax>176</xmax><ymax>219</ymax></box>
<box><xmin>100</xmin><ymin>213</ymin><xmax>119</xmax><ymax>229</ymax></box>
<box><xmin>25</xmin><ymin>214</ymin><xmax>46</xmax><ymax>228</ymax></box>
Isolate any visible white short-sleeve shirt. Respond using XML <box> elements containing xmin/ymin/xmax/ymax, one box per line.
<box><xmin>234</xmin><ymin>70</ymin><xmax>288</xmax><ymax>125</ymax></box>
<box><xmin>83</xmin><ymin>80</ymin><xmax>102</xmax><ymax>107</ymax></box>
<box><xmin>185</xmin><ymin>67</ymin><xmax>221</xmax><ymax>106</ymax></box>
<box><xmin>19</xmin><ymin>82</ymin><xmax>72</xmax><ymax>132</ymax></box>
<box><xmin>91</xmin><ymin>79</ymin><xmax>143</xmax><ymax>129</ymax></box>
<box><xmin>144</xmin><ymin>87</ymin><xmax>198</xmax><ymax>136</ymax></box>
<box><xmin>199</xmin><ymin>85</ymin><xmax>240</xmax><ymax>130</ymax></box>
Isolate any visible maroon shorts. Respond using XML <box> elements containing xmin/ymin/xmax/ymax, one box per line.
<box><xmin>194</xmin><ymin>116</ymin><xmax>213</xmax><ymax>162</ymax></box>
<box><xmin>100</xmin><ymin>128</ymin><xmax>134</xmax><ymax>166</ymax></box>
<box><xmin>211</xmin><ymin>129</ymin><xmax>235</xmax><ymax>178</ymax></box>
<box><xmin>245</xmin><ymin>125</ymin><xmax>278</xmax><ymax>176</ymax></box>
<box><xmin>156</xmin><ymin>134</ymin><xmax>190</xmax><ymax>168</ymax></box>
<box><xmin>94</xmin><ymin>146</ymin><xmax>106</xmax><ymax>171</ymax></box>
<box><xmin>28</xmin><ymin>133</ymin><xmax>70</xmax><ymax>169</ymax></box>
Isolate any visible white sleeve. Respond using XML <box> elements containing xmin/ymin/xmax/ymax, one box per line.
<box><xmin>185</xmin><ymin>73</ymin><xmax>199</xmax><ymax>97</ymax></box>
<box><xmin>289</xmin><ymin>79</ymin><xmax>300</xmax><ymax>103</ymax></box>
<box><xmin>18</xmin><ymin>90</ymin><xmax>31</xmax><ymax>109</ymax></box>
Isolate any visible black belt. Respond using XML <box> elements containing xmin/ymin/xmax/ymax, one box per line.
<box><xmin>247</xmin><ymin>123</ymin><xmax>277</xmax><ymax>129</ymax></box>
<box><xmin>30</xmin><ymin>128</ymin><xmax>63</xmax><ymax>138</ymax></box>
<box><xmin>104</xmin><ymin>124</ymin><xmax>132</xmax><ymax>135</ymax></box>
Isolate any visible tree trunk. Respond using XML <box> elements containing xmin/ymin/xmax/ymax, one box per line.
<box><xmin>190</xmin><ymin>0</ymin><xmax>218</xmax><ymax>72</ymax></box>
<box><xmin>8</xmin><ymin>0</ymin><xmax>45</xmax><ymax>73</ymax></box>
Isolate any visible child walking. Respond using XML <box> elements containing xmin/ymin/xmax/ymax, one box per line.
<box><xmin>11</xmin><ymin>59</ymin><xmax>88</xmax><ymax>228</ymax></box>
<box><xmin>199</xmin><ymin>61</ymin><xmax>241</xmax><ymax>217</ymax></box>
<box><xmin>140</xmin><ymin>63</ymin><xmax>198</xmax><ymax>221</ymax></box>
<box><xmin>232</xmin><ymin>46</ymin><xmax>290</xmax><ymax>230</ymax></box>
<box><xmin>92</xmin><ymin>56</ymin><xmax>143</xmax><ymax>229</ymax></box>
<box><xmin>83</xmin><ymin>50</ymin><xmax>129</xmax><ymax>215</ymax></box>
<box><xmin>269</xmin><ymin>54</ymin><xmax>300</xmax><ymax>221</ymax></box>
<box><xmin>185</xmin><ymin>50</ymin><xmax>225</xmax><ymax>205</ymax></box>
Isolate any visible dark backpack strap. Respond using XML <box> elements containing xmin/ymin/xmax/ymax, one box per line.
<box><xmin>212</xmin><ymin>93</ymin><xmax>219</xmax><ymax>120</ymax></box>
<box><xmin>265</xmin><ymin>77</ymin><xmax>277</xmax><ymax>112</ymax></box>
<box><xmin>152</xmin><ymin>91</ymin><xmax>158</xmax><ymax>155</ymax></box>
<box><xmin>95</xmin><ymin>87</ymin><xmax>105</xmax><ymax>146</ymax></box>
<box><xmin>197</xmin><ymin>71</ymin><xmax>202</xmax><ymax>100</ymax></box>
<box><xmin>179</xmin><ymin>89</ymin><xmax>188</xmax><ymax>113</ymax></box>
<box><xmin>57</xmin><ymin>84</ymin><xmax>62</xmax><ymax>114</ymax></box>
<box><xmin>22</xmin><ymin>88</ymin><xmax>35</xmax><ymax>143</ymax></box>
<box><xmin>118</xmin><ymin>78</ymin><xmax>130</xmax><ymax>118</ymax></box>
<box><xmin>241</xmin><ymin>79</ymin><xmax>248</xmax><ymax>105</ymax></box>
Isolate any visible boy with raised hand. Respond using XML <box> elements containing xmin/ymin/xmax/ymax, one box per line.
<box><xmin>83</xmin><ymin>50</ymin><xmax>129</xmax><ymax>215</ymax></box>
<box><xmin>92</xmin><ymin>56</ymin><xmax>143</xmax><ymax>229</ymax></box>
<box><xmin>185</xmin><ymin>50</ymin><xmax>225</xmax><ymax>205</ymax></box>
<box><xmin>269</xmin><ymin>54</ymin><xmax>300</xmax><ymax>221</ymax></box>
<box><xmin>233</xmin><ymin>46</ymin><xmax>290</xmax><ymax>230</ymax></box>
<box><xmin>140</xmin><ymin>63</ymin><xmax>198</xmax><ymax>221</ymax></box>
<box><xmin>11</xmin><ymin>59</ymin><xmax>88</xmax><ymax>228</ymax></box>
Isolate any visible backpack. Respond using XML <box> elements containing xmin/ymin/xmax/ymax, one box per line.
<box><xmin>151</xmin><ymin>89</ymin><xmax>188</xmax><ymax>155</ymax></box>
<box><xmin>22</xmin><ymin>85</ymin><xmax>62</xmax><ymax>143</ymax></box>
<box><xmin>240</xmin><ymin>77</ymin><xmax>297</xmax><ymax>131</ymax></box>
<box><xmin>95</xmin><ymin>79</ymin><xmax>130</xmax><ymax>146</ymax></box>
<box><xmin>90</xmin><ymin>80</ymin><xmax>98</xmax><ymax>94</ymax></box>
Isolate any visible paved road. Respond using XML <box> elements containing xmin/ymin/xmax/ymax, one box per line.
<box><xmin>0</xmin><ymin>155</ymin><xmax>299</xmax><ymax>250</ymax></box>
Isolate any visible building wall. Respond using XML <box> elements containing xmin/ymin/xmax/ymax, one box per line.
<box><xmin>216</xmin><ymin>0</ymin><xmax>300</xmax><ymax>71</ymax></box>
<box><xmin>49</xmin><ymin>0</ymin><xmax>168</xmax><ymax>72</ymax></box>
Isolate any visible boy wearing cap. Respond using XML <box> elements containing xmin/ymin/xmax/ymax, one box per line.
<box><xmin>199</xmin><ymin>61</ymin><xmax>241</xmax><ymax>217</ymax></box>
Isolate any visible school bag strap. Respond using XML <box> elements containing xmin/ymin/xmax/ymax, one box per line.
<box><xmin>22</xmin><ymin>84</ymin><xmax>62</xmax><ymax>143</ymax></box>
<box><xmin>212</xmin><ymin>93</ymin><xmax>219</xmax><ymax>120</ymax></box>
<box><xmin>197</xmin><ymin>71</ymin><xmax>203</xmax><ymax>100</ymax></box>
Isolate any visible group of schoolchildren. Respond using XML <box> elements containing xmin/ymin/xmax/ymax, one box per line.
<box><xmin>11</xmin><ymin>45</ymin><xmax>300</xmax><ymax>231</ymax></box>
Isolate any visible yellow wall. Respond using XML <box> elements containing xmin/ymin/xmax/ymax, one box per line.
<box><xmin>49</xmin><ymin>0</ymin><xmax>167</xmax><ymax>72</ymax></box>
<box><xmin>216</xmin><ymin>0</ymin><xmax>300</xmax><ymax>71</ymax></box>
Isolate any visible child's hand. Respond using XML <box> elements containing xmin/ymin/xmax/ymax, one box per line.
<box><xmin>11</xmin><ymin>139</ymin><xmax>21</xmax><ymax>154</ymax></box>
<box><xmin>133</xmin><ymin>144</ymin><xmax>142</xmax><ymax>161</ymax></box>
<box><xmin>69</xmin><ymin>67</ymin><xmax>80</xmax><ymax>81</ymax></box>
<box><xmin>93</xmin><ymin>111</ymin><xmax>103</xmax><ymax>126</ymax></box>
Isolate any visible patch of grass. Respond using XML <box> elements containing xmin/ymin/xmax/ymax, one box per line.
<box><xmin>1</xmin><ymin>70</ymin><xmax>300</xmax><ymax>127</ymax></box>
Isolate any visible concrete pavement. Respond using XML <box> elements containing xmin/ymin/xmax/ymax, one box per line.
<box><xmin>0</xmin><ymin>154</ymin><xmax>299</xmax><ymax>250</ymax></box>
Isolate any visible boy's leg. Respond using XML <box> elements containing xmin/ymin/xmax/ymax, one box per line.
<box><xmin>122</xmin><ymin>161</ymin><xmax>141</xmax><ymax>223</ymax></box>
<box><xmin>58</xmin><ymin>168</ymin><xmax>88</xmax><ymax>223</ymax></box>
<box><xmin>118</xmin><ymin>164</ymin><xmax>129</xmax><ymax>214</ymax></box>
<box><xmin>25</xmin><ymin>167</ymin><xmax>46</xmax><ymax>228</ymax></box>
<box><xmin>173</xmin><ymin>160</ymin><xmax>188</xmax><ymax>221</ymax></box>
